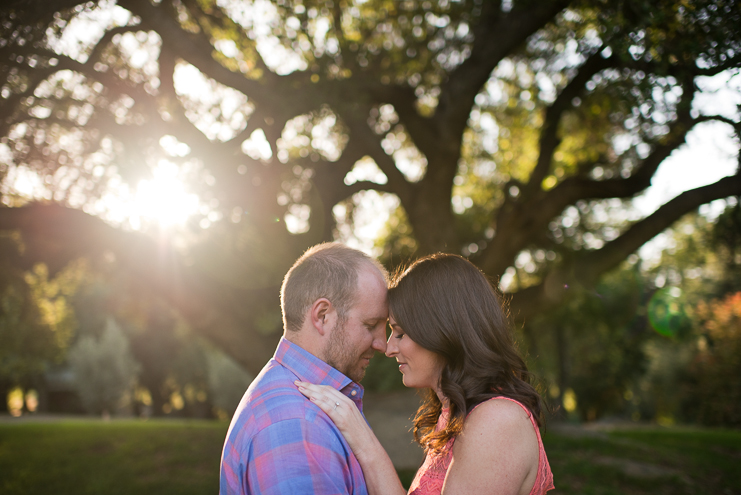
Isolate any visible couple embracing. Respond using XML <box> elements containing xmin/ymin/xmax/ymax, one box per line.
<box><xmin>220</xmin><ymin>242</ymin><xmax>554</xmax><ymax>495</ymax></box>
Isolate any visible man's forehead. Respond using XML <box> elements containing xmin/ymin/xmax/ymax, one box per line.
<box><xmin>352</xmin><ymin>265</ymin><xmax>388</xmax><ymax>312</ymax></box>
<box><xmin>356</xmin><ymin>263</ymin><xmax>388</xmax><ymax>291</ymax></box>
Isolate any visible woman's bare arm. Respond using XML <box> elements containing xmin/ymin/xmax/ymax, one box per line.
<box><xmin>295</xmin><ymin>381</ymin><xmax>408</xmax><ymax>495</ymax></box>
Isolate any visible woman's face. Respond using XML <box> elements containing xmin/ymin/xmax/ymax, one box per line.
<box><xmin>385</xmin><ymin>315</ymin><xmax>444</xmax><ymax>390</ymax></box>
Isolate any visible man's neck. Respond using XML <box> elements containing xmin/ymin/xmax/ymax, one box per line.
<box><xmin>284</xmin><ymin>330</ymin><xmax>325</xmax><ymax>364</ymax></box>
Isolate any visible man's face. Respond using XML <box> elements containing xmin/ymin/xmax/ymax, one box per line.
<box><xmin>324</xmin><ymin>266</ymin><xmax>388</xmax><ymax>383</ymax></box>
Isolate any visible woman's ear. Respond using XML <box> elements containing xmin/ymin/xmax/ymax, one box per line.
<box><xmin>310</xmin><ymin>298</ymin><xmax>334</xmax><ymax>336</ymax></box>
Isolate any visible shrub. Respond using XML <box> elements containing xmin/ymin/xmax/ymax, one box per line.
<box><xmin>68</xmin><ymin>318</ymin><xmax>140</xmax><ymax>415</ymax></box>
<box><xmin>682</xmin><ymin>292</ymin><xmax>741</xmax><ymax>426</ymax></box>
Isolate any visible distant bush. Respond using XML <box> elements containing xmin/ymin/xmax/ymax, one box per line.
<box><xmin>205</xmin><ymin>348</ymin><xmax>252</xmax><ymax>418</ymax></box>
<box><xmin>682</xmin><ymin>292</ymin><xmax>741</xmax><ymax>427</ymax></box>
<box><xmin>68</xmin><ymin>318</ymin><xmax>140</xmax><ymax>415</ymax></box>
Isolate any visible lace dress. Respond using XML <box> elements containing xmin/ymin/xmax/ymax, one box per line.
<box><xmin>407</xmin><ymin>397</ymin><xmax>554</xmax><ymax>495</ymax></box>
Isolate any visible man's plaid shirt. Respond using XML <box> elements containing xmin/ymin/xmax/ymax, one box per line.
<box><xmin>220</xmin><ymin>337</ymin><xmax>369</xmax><ymax>495</ymax></box>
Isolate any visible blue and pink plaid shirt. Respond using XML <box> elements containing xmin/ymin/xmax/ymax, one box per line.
<box><xmin>219</xmin><ymin>337</ymin><xmax>369</xmax><ymax>495</ymax></box>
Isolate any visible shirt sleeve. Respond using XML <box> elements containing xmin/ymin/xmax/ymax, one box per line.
<box><xmin>245</xmin><ymin>416</ymin><xmax>359</xmax><ymax>495</ymax></box>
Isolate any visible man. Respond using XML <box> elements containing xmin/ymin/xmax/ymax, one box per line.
<box><xmin>220</xmin><ymin>242</ymin><xmax>389</xmax><ymax>495</ymax></box>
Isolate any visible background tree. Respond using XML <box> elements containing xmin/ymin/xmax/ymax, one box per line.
<box><xmin>205</xmin><ymin>346</ymin><xmax>253</xmax><ymax>419</ymax></box>
<box><xmin>0</xmin><ymin>235</ymin><xmax>80</xmax><ymax>411</ymax></box>
<box><xmin>0</xmin><ymin>0</ymin><xmax>739</xmax><ymax>374</ymax></box>
<box><xmin>644</xmin><ymin>202</ymin><xmax>741</xmax><ymax>426</ymax></box>
<box><xmin>69</xmin><ymin>261</ymin><xmax>231</xmax><ymax>417</ymax></box>
<box><xmin>684</xmin><ymin>290</ymin><xmax>741</xmax><ymax>426</ymax></box>
<box><xmin>67</xmin><ymin>317</ymin><xmax>140</xmax><ymax>415</ymax></box>
<box><xmin>524</xmin><ymin>265</ymin><xmax>653</xmax><ymax>421</ymax></box>
<box><xmin>533</xmin><ymin>201</ymin><xmax>741</xmax><ymax>424</ymax></box>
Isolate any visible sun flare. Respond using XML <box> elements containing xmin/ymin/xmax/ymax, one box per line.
<box><xmin>132</xmin><ymin>161</ymin><xmax>200</xmax><ymax>228</ymax></box>
<box><xmin>133</xmin><ymin>162</ymin><xmax>199</xmax><ymax>227</ymax></box>
<box><xmin>102</xmin><ymin>161</ymin><xmax>201</xmax><ymax>231</ymax></box>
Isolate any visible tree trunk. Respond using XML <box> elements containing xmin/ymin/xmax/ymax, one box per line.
<box><xmin>555</xmin><ymin>324</ymin><xmax>570</xmax><ymax>419</ymax></box>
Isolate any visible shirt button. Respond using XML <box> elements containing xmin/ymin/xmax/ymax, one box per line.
<box><xmin>351</xmin><ymin>390</ymin><xmax>357</xmax><ymax>396</ymax></box>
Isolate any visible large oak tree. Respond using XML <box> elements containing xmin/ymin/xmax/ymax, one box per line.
<box><xmin>1</xmin><ymin>0</ymin><xmax>740</xmax><ymax>375</ymax></box>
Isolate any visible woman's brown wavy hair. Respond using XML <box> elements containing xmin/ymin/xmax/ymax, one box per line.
<box><xmin>388</xmin><ymin>253</ymin><xmax>543</xmax><ymax>454</ymax></box>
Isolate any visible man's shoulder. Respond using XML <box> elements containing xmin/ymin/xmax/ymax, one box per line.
<box><xmin>228</xmin><ymin>360</ymin><xmax>332</xmax><ymax>439</ymax></box>
<box><xmin>220</xmin><ymin>357</ymin><xmax>366</xmax><ymax>495</ymax></box>
<box><xmin>249</xmin><ymin>364</ymin><xmax>316</xmax><ymax>418</ymax></box>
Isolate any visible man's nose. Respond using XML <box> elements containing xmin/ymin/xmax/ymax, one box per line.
<box><xmin>371</xmin><ymin>327</ymin><xmax>387</xmax><ymax>353</ymax></box>
<box><xmin>385</xmin><ymin>335</ymin><xmax>397</xmax><ymax>357</ymax></box>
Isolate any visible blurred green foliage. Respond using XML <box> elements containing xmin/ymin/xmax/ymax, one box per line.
<box><xmin>67</xmin><ymin>318</ymin><xmax>140</xmax><ymax>415</ymax></box>
<box><xmin>517</xmin><ymin>202</ymin><xmax>741</xmax><ymax>425</ymax></box>
<box><xmin>524</xmin><ymin>264</ymin><xmax>652</xmax><ymax>421</ymax></box>
<box><xmin>682</xmin><ymin>291</ymin><xmax>741</xmax><ymax>426</ymax></box>
<box><xmin>0</xmin><ymin>235</ymin><xmax>82</xmax><ymax>407</ymax></box>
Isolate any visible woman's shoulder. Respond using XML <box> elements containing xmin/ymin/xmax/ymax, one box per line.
<box><xmin>444</xmin><ymin>398</ymin><xmax>541</xmax><ymax>493</ymax></box>
<box><xmin>466</xmin><ymin>396</ymin><xmax>534</xmax><ymax>429</ymax></box>
<box><xmin>457</xmin><ymin>397</ymin><xmax>540</xmax><ymax>464</ymax></box>
<box><xmin>463</xmin><ymin>399</ymin><xmax>554</xmax><ymax>495</ymax></box>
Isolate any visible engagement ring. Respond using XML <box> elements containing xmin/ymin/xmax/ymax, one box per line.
<box><xmin>334</xmin><ymin>402</ymin><xmax>340</xmax><ymax>410</ymax></box>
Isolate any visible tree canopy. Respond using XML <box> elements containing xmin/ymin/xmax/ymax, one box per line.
<box><xmin>1</xmin><ymin>0</ymin><xmax>740</xmax><ymax>374</ymax></box>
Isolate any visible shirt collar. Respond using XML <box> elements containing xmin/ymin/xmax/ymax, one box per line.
<box><xmin>275</xmin><ymin>337</ymin><xmax>364</xmax><ymax>403</ymax></box>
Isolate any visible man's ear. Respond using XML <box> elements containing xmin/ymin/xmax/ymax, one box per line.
<box><xmin>310</xmin><ymin>298</ymin><xmax>334</xmax><ymax>336</ymax></box>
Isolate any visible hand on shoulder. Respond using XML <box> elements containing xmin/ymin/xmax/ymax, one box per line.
<box><xmin>442</xmin><ymin>398</ymin><xmax>540</xmax><ymax>495</ymax></box>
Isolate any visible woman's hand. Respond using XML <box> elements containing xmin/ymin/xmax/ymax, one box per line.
<box><xmin>295</xmin><ymin>380</ymin><xmax>407</xmax><ymax>495</ymax></box>
<box><xmin>294</xmin><ymin>381</ymin><xmax>376</xmax><ymax>461</ymax></box>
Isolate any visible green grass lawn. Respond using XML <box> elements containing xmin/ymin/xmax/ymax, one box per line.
<box><xmin>1</xmin><ymin>418</ymin><xmax>739</xmax><ymax>494</ymax></box>
<box><xmin>543</xmin><ymin>426</ymin><xmax>741</xmax><ymax>495</ymax></box>
<box><xmin>0</xmin><ymin>419</ymin><xmax>227</xmax><ymax>495</ymax></box>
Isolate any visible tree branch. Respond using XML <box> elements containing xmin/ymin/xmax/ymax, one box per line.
<box><xmin>480</xmin><ymin>79</ymin><xmax>699</xmax><ymax>276</ymax></box>
<box><xmin>118</xmin><ymin>0</ymin><xmax>274</xmax><ymax>103</ymax></box>
<box><xmin>524</xmin><ymin>50</ymin><xmax>616</xmax><ymax>196</ymax></box>
<box><xmin>366</xmin><ymin>83</ymin><xmax>438</xmax><ymax>160</ymax></box>
<box><xmin>578</xmin><ymin>174</ymin><xmax>741</xmax><ymax>281</ymax></box>
<box><xmin>435</xmin><ymin>0</ymin><xmax>571</xmax><ymax>140</ymax></box>
<box><xmin>340</xmin><ymin>180</ymin><xmax>394</xmax><ymax>199</ymax></box>
<box><xmin>508</xmin><ymin>173</ymin><xmax>741</xmax><ymax>318</ymax></box>
<box><xmin>87</xmin><ymin>25</ymin><xmax>142</xmax><ymax>65</ymax></box>
<box><xmin>340</xmin><ymin>111</ymin><xmax>416</xmax><ymax>205</ymax></box>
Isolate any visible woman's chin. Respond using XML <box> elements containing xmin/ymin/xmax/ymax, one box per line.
<box><xmin>401</xmin><ymin>377</ymin><xmax>422</xmax><ymax>389</ymax></box>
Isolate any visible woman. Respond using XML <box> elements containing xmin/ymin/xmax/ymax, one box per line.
<box><xmin>296</xmin><ymin>253</ymin><xmax>554</xmax><ymax>495</ymax></box>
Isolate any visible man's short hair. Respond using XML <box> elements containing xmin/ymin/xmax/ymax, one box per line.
<box><xmin>281</xmin><ymin>242</ymin><xmax>387</xmax><ymax>333</ymax></box>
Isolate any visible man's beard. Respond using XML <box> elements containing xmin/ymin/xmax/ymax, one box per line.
<box><xmin>324</xmin><ymin>317</ymin><xmax>366</xmax><ymax>383</ymax></box>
